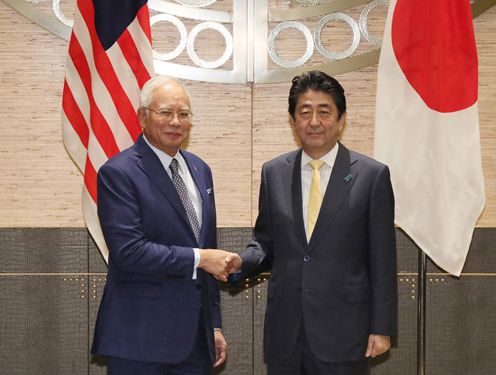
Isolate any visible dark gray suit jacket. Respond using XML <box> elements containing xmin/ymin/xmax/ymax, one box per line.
<box><xmin>240</xmin><ymin>143</ymin><xmax>397</xmax><ymax>362</ymax></box>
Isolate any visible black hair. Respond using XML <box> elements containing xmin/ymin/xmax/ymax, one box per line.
<box><xmin>288</xmin><ymin>70</ymin><xmax>346</xmax><ymax>120</ymax></box>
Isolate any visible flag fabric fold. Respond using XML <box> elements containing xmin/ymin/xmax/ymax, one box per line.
<box><xmin>374</xmin><ymin>0</ymin><xmax>485</xmax><ymax>276</ymax></box>
<box><xmin>62</xmin><ymin>0</ymin><xmax>154</xmax><ymax>261</ymax></box>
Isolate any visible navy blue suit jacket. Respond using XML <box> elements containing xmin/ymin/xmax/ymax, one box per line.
<box><xmin>91</xmin><ymin>135</ymin><xmax>220</xmax><ymax>364</ymax></box>
<box><xmin>240</xmin><ymin>144</ymin><xmax>397</xmax><ymax>362</ymax></box>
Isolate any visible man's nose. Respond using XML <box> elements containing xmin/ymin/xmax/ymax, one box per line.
<box><xmin>310</xmin><ymin>111</ymin><xmax>319</xmax><ymax>125</ymax></box>
<box><xmin>169</xmin><ymin>113</ymin><xmax>182</xmax><ymax>125</ymax></box>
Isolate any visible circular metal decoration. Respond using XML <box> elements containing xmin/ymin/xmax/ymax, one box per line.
<box><xmin>174</xmin><ymin>0</ymin><xmax>217</xmax><ymax>7</ymax></box>
<box><xmin>150</xmin><ymin>14</ymin><xmax>187</xmax><ymax>61</ymax></box>
<box><xmin>268</xmin><ymin>21</ymin><xmax>314</xmax><ymax>68</ymax></box>
<box><xmin>359</xmin><ymin>0</ymin><xmax>389</xmax><ymax>47</ymax></box>
<box><xmin>314</xmin><ymin>13</ymin><xmax>360</xmax><ymax>60</ymax></box>
<box><xmin>53</xmin><ymin>0</ymin><xmax>73</xmax><ymax>27</ymax></box>
<box><xmin>290</xmin><ymin>0</ymin><xmax>324</xmax><ymax>6</ymax></box>
<box><xmin>186</xmin><ymin>22</ymin><xmax>233</xmax><ymax>69</ymax></box>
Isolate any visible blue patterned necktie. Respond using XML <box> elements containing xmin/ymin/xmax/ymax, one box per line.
<box><xmin>170</xmin><ymin>158</ymin><xmax>201</xmax><ymax>241</ymax></box>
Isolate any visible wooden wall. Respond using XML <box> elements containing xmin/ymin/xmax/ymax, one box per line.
<box><xmin>0</xmin><ymin>1</ymin><xmax>495</xmax><ymax>230</ymax></box>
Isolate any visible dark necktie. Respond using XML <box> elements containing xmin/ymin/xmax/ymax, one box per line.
<box><xmin>170</xmin><ymin>158</ymin><xmax>201</xmax><ymax>241</ymax></box>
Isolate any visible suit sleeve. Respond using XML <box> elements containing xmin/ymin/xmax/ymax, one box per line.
<box><xmin>209</xmin><ymin>275</ymin><xmax>222</xmax><ymax>329</ymax></box>
<box><xmin>240</xmin><ymin>164</ymin><xmax>274</xmax><ymax>277</ymax></box>
<box><xmin>97</xmin><ymin>162</ymin><xmax>195</xmax><ymax>279</ymax></box>
<box><xmin>368</xmin><ymin>165</ymin><xmax>398</xmax><ymax>336</ymax></box>
<box><xmin>205</xmin><ymin>168</ymin><xmax>222</xmax><ymax>329</ymax></box>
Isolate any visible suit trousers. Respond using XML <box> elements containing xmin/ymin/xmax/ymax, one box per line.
<box><xmin>107</xmin><ymin>313</ymin><xmax>212</xmax><ymax>375</ymax></box>
<box><xmin>266</xmin><ymin>321</ymin><xmax>370</xmax><ymax>375</ymax></box>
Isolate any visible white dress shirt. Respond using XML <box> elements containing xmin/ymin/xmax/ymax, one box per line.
<box><xmin>301</xmin><ymin>143</ymin><xmax>340</xmax><ymax>242</ymax></box>
<box><xmin>143</xmin><ymin>136</ymin><xmax>202</xmax><ymax>278</ymax></box>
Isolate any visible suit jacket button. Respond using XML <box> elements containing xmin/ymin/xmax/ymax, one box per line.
<box><xmin>303</xmin><ymin>255</ymin><xmax>310</xmax><ymax>262</ymax></box>
<box><xmin>196</xmin><ymin>284</ymin><xmax>202</xmax><ymax>289</ymax></box>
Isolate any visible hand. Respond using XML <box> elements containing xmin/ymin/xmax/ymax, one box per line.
<box><xmin>365</xmin><ymin>334</ymin><xmax>391</xmax><ymax>358</ymax></box>
<box><xmin>198</xmin><ymin>249</ymin><xmax>234</xmax><ymax>281</ymax></box>
<box><xmin>225</xmin><ymin>253</ymin><xmax>242</xmax><ymax>274</ymax></box>
<box><xmin>213</xmin><ymin>330</ymin><xmax>227</xmax><ymax>367</ymax></box>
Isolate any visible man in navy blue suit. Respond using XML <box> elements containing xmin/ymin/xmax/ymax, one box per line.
<box><xmin>229</xmin><ymin>71</ymin><xmax>397</xmax><ymax>375</ymax></box>
<box><xmin>91</xmin><ymin>76</ymin><xmax>234</xmax><ymax>375</ymax></box>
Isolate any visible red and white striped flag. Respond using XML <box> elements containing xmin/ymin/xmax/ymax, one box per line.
<box><xmin>62</xmin><ymin>0</ymin><xmax>154</xmax><ymax>261</ymax></box>
<box><xmin>374</xmin><ymin>0</ymin><xmax>485</xmax><ymax>276</ymax></box>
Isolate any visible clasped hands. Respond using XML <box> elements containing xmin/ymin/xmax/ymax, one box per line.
<box><xmin>198</xmin><ymin>249</ymin><xmax>242</xmax><ymax>282</ymax></box>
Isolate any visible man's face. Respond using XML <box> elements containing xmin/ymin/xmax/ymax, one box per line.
<box><xmin>291</xmin><ymin>89</ymin><xmax>346</xmax><ymax>159</ymax></box>
<box><xmin>138</xmin><ymin>81</ymin><xmax>192</xmax><ymax>156</ymax></box>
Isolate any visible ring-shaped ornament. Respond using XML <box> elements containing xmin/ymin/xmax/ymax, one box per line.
<box><xmin>268</xmin><ymin>21</ymin><xmax>314</xmax><ymax>68</ymax></box>
<box><xmin>359</xmin><ymin>0</ymin><xmax>389</xmax><ymax>47</ymax></box>
<box><xmin>290</xmin><ymin>0</ymin><xmax>324</xmax><ymax>5</ymax></box>
<box><xmin>150</xmin><ymin>14</ymin><xmax>187</xmax><ymax>61</ymax></box>
<box><xmin>314</xmin><ymin>13</ymin><xmax>360</xmax><ymax>60</ymax></box>
<box><xmin>174</xmin><ymin>0</ymin><xmax>217</xmax><ymax>7</ymax></box>
<box><xmin>186</xmin><ymin>22</ymin><xmax>233</xmax><ymax>69</ymax></box>
<box><xmin>53</xmin><ymin>0</ymin><xmax>73</xmax><ymax>27</ymax></box>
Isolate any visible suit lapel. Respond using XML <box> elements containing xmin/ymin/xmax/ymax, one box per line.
<box><xmin>289</xmin><ymin>150</ymin><xmax>308</xmax><ymax>250</ymax></box>
<box><xmin>308</xmin><ymin>144</ymin><xmax>358</xmax><ymax>251</ymax></box>
<box><xmin>134</xmin><ymin>136</ymin><xmax>191</xmax><ymax>230</ymax></box>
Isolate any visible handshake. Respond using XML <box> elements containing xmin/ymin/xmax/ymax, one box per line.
<box><xmin>198</xmin><ymin>249</ymin><xmax>243</xmax><ymax>282</ymax></box>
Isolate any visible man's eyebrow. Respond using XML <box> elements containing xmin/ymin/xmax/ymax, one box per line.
<box><xmin>299</xmin><ymin>103</ymin><xmax>331</xmax><ymax>108</ymax></box>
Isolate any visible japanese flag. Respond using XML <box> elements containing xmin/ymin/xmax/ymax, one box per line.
<box><xmin>374</xmin><ymin>0</ymin><xmax>485</xmax><ymax>276</ymax></box>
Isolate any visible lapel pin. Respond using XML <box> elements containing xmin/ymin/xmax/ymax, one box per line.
<box><xmin>344</xmin><ymin>173</ymin><xmax>353</xmax><ymax>182</ymax></box>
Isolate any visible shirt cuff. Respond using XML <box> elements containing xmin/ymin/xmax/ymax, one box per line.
<box><xmin>192</xmin><ymin>248</ymin><xmax>201</xmax><ymax>279</ymax></box>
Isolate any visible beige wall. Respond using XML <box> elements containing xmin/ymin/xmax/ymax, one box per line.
<box><xmin>0</xmin><ymin>2</ymin><xmax>495</xmax><ymax>229</ymax></box>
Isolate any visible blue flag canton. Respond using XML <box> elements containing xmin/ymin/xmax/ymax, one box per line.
<box><xmin>93</xmin><ymin>0</ymin><xmax>148</xmax><ymax>50</ymax></box>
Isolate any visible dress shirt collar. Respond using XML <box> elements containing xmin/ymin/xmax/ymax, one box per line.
<box><xmin>142</xmin><ymin>134</ymin><xmax>185</xmax><ymax>173</ymax></box>
<box><xmin>301</xmin><ymin>142</ymin><xmax>340</xmax><ymax>169</ymax></box>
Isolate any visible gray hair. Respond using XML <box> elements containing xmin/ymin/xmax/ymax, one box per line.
<box><xmin>139</xmin><ymin>75</ymin><xmax>191</xmax><ymax>108</ymax></box>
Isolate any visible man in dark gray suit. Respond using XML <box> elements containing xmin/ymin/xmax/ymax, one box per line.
<box><xmin>228</xmin><ymin>71</ymin><xmax>397</xmax><ymax>375</ymax></box>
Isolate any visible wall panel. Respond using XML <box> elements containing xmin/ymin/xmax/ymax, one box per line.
<box><xmin>0</xmin><ymin>2</ymin><xmax>495</xmax><ymax>227</ymax></box>
<box><xmin>0</xmin><ymin>2</ymin><xmax>83</xmax><ymax>227</ymax></box>
<box><xmin>0</xmin><ymin>228</ymin><xmax>90</xmax><ymax>375</ymax></box>
<box><xmin>426</xmin><ymin>276</ymin><xmax>496</xmax><ymax>375</ymax></box>
<box><xmin>0</xmin><ymin>227</ymin><xmax>495</xmax><ymax>374</ymax></box>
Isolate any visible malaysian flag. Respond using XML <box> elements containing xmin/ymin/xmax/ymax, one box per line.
<box><xmin>62</xmin><ymin>0</ymin><xmax>154</xmax><ymax>261</ymax></box>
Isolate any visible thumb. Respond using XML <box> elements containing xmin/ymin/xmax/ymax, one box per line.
<box><xmin>365</xmin><ymin>336</ymin><xmax>374</xmax><ymax>357</ymax></box>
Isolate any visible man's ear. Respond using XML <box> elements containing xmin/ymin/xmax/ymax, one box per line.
<box><xmin>338</xmin><ymin>112</ymin><xmax>347</xmax><ymax>135</ymax></box>
<box><xmin>288</xmin><ymin>113</ymin><xmax>295</xmax><ymax>127</ymax></box>
<box><xmin>137</xmin><ymin>107</ymin><xmax>145</xmax><ymax>128</ymax></box>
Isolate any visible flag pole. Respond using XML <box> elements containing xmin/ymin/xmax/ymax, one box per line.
<box><xmin>417</xmin><ymin>250</ymin><xmax>427</xmax><ymax>375</ymax></box>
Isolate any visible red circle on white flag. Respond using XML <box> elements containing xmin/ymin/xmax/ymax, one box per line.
<box><xmin>391</xmin><ymin>0</ymin><xmax>478</xmax><ymax>113</ymax></box>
